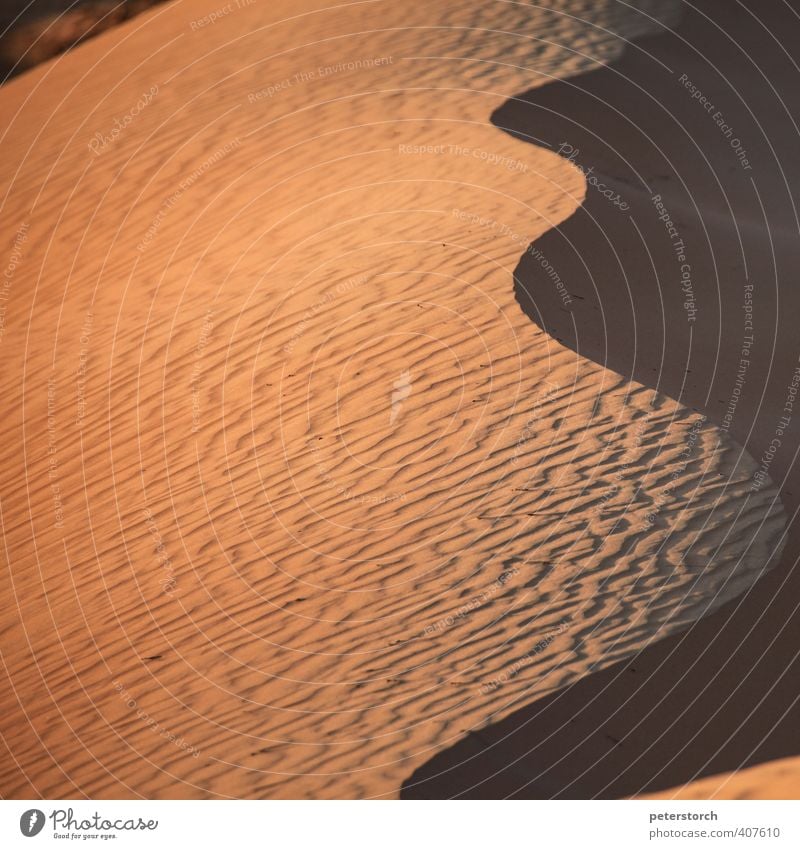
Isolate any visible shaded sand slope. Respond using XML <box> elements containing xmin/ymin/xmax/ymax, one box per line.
<box><xmin>0</xmin><ymin>1</ymin><xmax>167</xmax><ymax>81</ymax></box>
<box><xmin>0</xmin><ymin>0</ymin><xmax>786</xmax><ymax>798</ymax></box>
<box><xmin>404</xmin><ymin>0</ymin><xmax>800</xmax><ymax>799</ymax></box>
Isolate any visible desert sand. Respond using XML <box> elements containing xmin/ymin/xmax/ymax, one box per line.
<box><xmin>0</xmin><ymin>0</ymin><xmax>795</xmax><ymax>799</ymax></box>
<box><xmin>0</xmin><ymin>1</ymin><xmax>166</xmax><ymax>81</ymax></box>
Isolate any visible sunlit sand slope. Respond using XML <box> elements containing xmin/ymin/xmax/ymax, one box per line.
<box><xmin>646</xmin><ymin>757</ymin><xmax>800</xmax><ymax>801</ymax></box>
<box><xmin>0</xmin><ymin>0</ymin><xmax>785</xmax><ymax>798</ymax></box>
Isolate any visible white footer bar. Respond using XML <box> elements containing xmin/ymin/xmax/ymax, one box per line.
<box><xmin>2</xmin><ymin>800</ymin><xmax>797</xmax><ymax>848</ymax></box>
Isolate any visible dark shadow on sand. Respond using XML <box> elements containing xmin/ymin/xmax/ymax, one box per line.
<box><xmin>402</xmin><ymin>0</ymin><xmax>800</xmax><ymax>798</ymax></box>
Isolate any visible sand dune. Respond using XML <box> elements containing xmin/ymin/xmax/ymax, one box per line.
<box><xmin>403</xmin><ymin>0</ymin><xmax>800</xmax><ymax>799</ymax></box>
<box><xmin>0</xmin><ymin>0</ymin><xmax>789</xmax><ymax>798</ymax></box>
